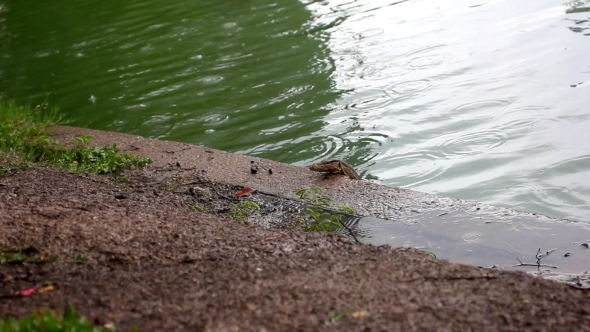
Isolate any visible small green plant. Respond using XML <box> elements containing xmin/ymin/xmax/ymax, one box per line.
<box><xmin>296</xmin><ymin>187</ymin><xmax>357</xmax><ymax>232</ymax></box>
<box><xmin>229</xmin><ymin>200</ymin><xmax>260</xmax><ymax>222</ymax></box>
<box><xmin>75</xmin><ymin>255</ymin><xmax>88</xmax><ymax>264</ymax></box>
<box><xmin>330</xmin><ymin>310</ymin><xmax>351</xmax><ymax>324</ymax></box>
<box><xmin>0</xmin><ymin>251</ymin><xmax>27</xmax><ymax>264</ymax></box>
<box><xmin>47</xmin><ymin>144</ymin><xmax>151</xmax><ymax>174</ymax></box>
<box><xmin>72</xmin><ymin>134</ymin><xmax>93</xmax><ymax>145</ymax></box>
<box><xmin>0</xmin><ymin>244</ymin><xmax>46</xmax><ymax>264</ymax></box>
<box><xmin>303</xmin><ymin>208</ymin><xmax>344</xmax><ymax>232</ymax></box>
<box><xmin>296</xmin><ymin>186</ymin><xmax>331</xmax><ymax>206</ymax></box>
<box><xmin>162</xmin><ymin>178</ymin><xmax>179</xmax><ymax>193</ymax></box>
<box><xmin>0</xmin><ymin>164</ymin><xmax>20</xmax><ymax>177</ymax></box>
<box><xmin>419</xmin><ymin>249</ymin><xmax>437</xmax><ymax>258</ymax></box>
<box><xmin>0</xmin><ymin>306</ymin><xmax>124</xmax><ymax>331</ymax></box>
<box><xmin>187</xmin><ymin>203</ymin><xmax>204</xmax><ymax>212</ymax></box>
<box><xmin>339</xmin><ymin>204</ymin><xmax>356</xmax><ymax>215</ymax></box>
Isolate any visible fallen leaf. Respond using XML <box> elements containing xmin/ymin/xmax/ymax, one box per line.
<box><xmin>243</xmin><ymin>301</ymin><xmax>256</xmax><ymax>311</ymax></box>
<box><xmin>15</xmin><ymin>288</ymin><xmax>36</xmax><ymax>297</ymax></box>
<box><xmin>352</xmin><ymin>310</ymin><xmax>368</xmax><ymax>318</ymax></box>
<box><xmin>37</xmin><ymin>285</ymin><xmax>54</xmax><ymax>294</ymax></box>
<box><xmin>235</xmin><ymin>187</ymin><xmax>255</xmax><ymax>198</ymax></box>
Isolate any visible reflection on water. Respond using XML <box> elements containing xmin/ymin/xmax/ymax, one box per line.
<box><xmin>0</xmin><ymin>0</ymin><xmax>342</xmax><ymax>163</ymax></box>
<box><xmin>566</xmin><ymin>0</ymin><xmax>590</xmax><ymax>34</ymax></box>
<box><xmin>0</xmin><ymin>0</ymin><xmax>590</xmax><ymax>224</ymax></box>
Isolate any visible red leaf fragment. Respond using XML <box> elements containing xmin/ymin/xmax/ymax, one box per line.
<box><xmin>235</xmin><ymin>187</ymin><xmax>255</xmax><ymax>198</ymax></box>
<box><xmin>15</xmin><ymin>288</ymin><xmax>36</xmax><ymax>297</ymax></box>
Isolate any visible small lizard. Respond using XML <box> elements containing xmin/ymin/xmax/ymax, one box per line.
<box><xmin>308</xmin><ymin>159</ymin><xmax>360</xmax><ymax>180</ymax></box>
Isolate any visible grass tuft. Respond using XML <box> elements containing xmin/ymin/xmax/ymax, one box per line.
<box><xmin>0</xmin><ymin>306</ymin><xmax>123</xmax><ymax>331</ymax></box>
<box><xmin>229</xmin><ymin>200</ymin><xmax>260</xmax><ymax>222</ymax></box>
<box><xmin>0</xmin><ymin>100</ymin><xmax>151</xmax><ymax>175</ymax></box>
<box><xmin>296</xmin><ymin>186</ymin><xmax>357</xmax><ymax>232</ymax></box>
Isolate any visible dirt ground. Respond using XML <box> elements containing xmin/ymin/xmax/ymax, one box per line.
<box><xmin>1</xmin><ymin>126</ymin><xmax>590</xmax><ymax>331</ymax></box>
<box><xmin>1</xmin><ymin>167</ymin><xmax>590</xmax><ymax>331</ymax></box>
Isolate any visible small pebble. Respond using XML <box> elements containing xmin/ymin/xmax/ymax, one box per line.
<box><xmin>564</xmin><ymin>252</ymin><xmax>572</xmax><ymax>257</ymax></box>
<box><xmin>581</xmin><ymin>243</ymin><xmax>589</xmax><ymax>249</ymax></box>
<box><xmin>250</xmin><ymin>167</ymin><xmax>258</xmax><ymax>174</ymax></box>
<box><xmin>268</xmin><ymin>169</ymin><xmax>273</xmax><ymax>175</ymax></box>
<box><xmin>115</xmin><ymin>193</ymin><xmax>129</xmax><ymax>199</ymax></box>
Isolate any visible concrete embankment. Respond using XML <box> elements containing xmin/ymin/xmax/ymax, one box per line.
<box><xmin>51</xmin><ymin>125</ymin><xmax>590</xmax><ymax>283</ymax></box>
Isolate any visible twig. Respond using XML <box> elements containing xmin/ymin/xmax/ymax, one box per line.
<box><xmin>339</xmin><ymin>220</ymin><xmax>360</xmax><ymax>243</ymax></box>
<box><xmin>511</xmin><ymin>248</ymin><xmax>558</xmax><ymax>269</ymax></box>
<box><xmin>511</xmin><ymin>262</ymin><xmax>558</xmax><ymax>269</ymax></box>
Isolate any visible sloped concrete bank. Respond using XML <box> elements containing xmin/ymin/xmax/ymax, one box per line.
<box><xmin>51</xmin><ymin>126</ymin><xmax>590</xmax><ymax>286</ymax></box>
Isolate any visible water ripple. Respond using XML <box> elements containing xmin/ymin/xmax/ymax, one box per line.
<box><xmin>434</xmin><ymin>129</ymin><xmax>509</xmax><ymax>158</ymax></box>
<box><xmin>462</xmin><ymin>232</ymin><xmax>482</xmax><ymax>243</ymax></box>
<box><xmin>389</xmin><ymin>79</ymin><xmax>432</xmax><ymax>95</ymax></box>
<box><xmin>353</xmin><ymin>28</ymin><xmax>384</xmax><ymax>40</ymax></box>
<box><xmin>403</xmin><ymin>45</ymin><xmax>448</xmax><ymax>69</ymax></box>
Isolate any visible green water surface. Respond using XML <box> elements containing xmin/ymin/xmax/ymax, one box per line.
<box><xmin>1</xmin><ymin>0</ymin><xmax>590</xmax><ymax>221</ymax></box>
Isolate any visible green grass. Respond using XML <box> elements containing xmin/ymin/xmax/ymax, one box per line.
<box><xmin>187</xmin><ymin>203</ymin><xmax>205</xmax><ymax>212</ymax></box>
<box><xmin>330</xmin><ymin>310</ymin><xmax>351</xmax><ymax>323</ymax></box>
<box><xmin>0</xmin><ymin>306</ymin><xmax>124</xmax><ymax>332</ymax></box>
<box><xmin>0</xmin><ymin>100</ymin><xmax>151</xmax><ymax>176</ymax></box>
<box><xmin>295</xmin><ymin>186</ymin><xmax>357</xmax><ymax>233</ymax></box>
<box><xmin>229</xmin><ymin>200</ymin><xmax>260</xmax><ymax>222</ymax></box>
<box><xmin>0</xmin><ymin>244</ymin><xmax>57</xmax><ymax>264</ymax></box>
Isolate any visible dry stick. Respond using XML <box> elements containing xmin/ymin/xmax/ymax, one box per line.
<box><xmin>511</xmin><ymin>248</ymin><xmax>558</xmax><ymax>269</ymax></box>
<box><xmin>338</xmin><ymin>219</ymin><xmax>361</xmax><ymax>243</ymax></box>
<box><xmin>511</xmin><ymin>257</ymin><xmax>558</xmax><ymax>269</ymax></box>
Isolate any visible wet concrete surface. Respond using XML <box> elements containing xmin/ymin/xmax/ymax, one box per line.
<box><xmin>356</xmin><ymin>213</ymin><xmax>590</xmax><ymax>273</ymax></box>
<box><xmin>52</xmin><ymin>126</ymin><xmax>590</xmax><ymax>282</ymax></box>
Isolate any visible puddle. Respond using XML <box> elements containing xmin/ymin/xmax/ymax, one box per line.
<box><xmin>351</xmin><ymin>211</ymin><xmax>590</xmax><ymax>274</ymax></box>
<box><xmin>246</xmin><ymin>191</ymin><xmax>590</xmax><ymax>273</ymax></box>
<box><xmin>196</xmin><ymin>181</ymin><xmax>590</xmax><ymax>288</ymax></box>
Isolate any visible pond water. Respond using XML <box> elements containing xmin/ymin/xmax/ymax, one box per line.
<box><xmin>1</xmin><ymin>0</ymin><xmax>589</xmax><ymax>222</ymax></box>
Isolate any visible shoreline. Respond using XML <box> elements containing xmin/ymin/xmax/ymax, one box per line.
<box><xmin>51</xmin><ymin>125</ymin><xmax>590</xmax><ymax>278</ymax></box>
